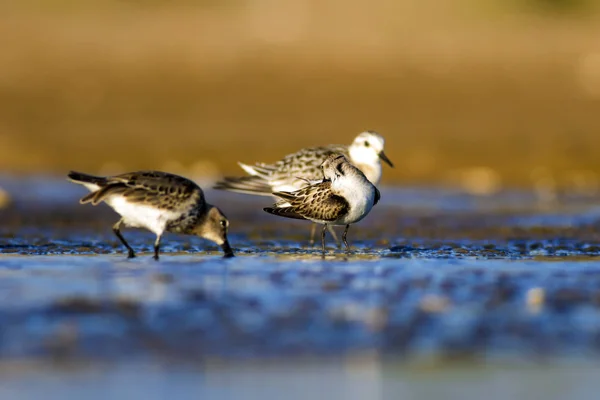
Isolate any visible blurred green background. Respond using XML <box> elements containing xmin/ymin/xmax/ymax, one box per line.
<box><xmin>1</xmin><ymin>0</ymin><xmax>600</xmax><ymax>191</ymax></box>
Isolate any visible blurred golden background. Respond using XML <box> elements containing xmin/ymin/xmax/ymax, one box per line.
<box><xmin>1</xmin><ymin>0</ymin><xmax>600</xmax><ymax>191</ymax></box>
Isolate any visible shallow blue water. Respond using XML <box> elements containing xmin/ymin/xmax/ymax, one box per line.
<box><xmin>1</xmin><ymin>358</ymin><xmax>599</xmax><ymax>400</ymax></box>
<box><xmin>2</xmin><ymin>176</ymin><xmax>600</xmax><ymax>397</ymax></box>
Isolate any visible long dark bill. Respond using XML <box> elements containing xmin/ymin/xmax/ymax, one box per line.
<box><xmin>378</xmin><ymin>151</ymin><xmax>394</xmax><ymax>168</ymax></box>
<box><xmin>221</xmin><ymin>240</ymin><xmax>235</xmax><ymax>258</ymax></box>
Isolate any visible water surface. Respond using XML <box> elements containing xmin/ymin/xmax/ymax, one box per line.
<box><xmin>2</xmin><ymin>176</ymin><xmax>600</xmax><ymax>397</ymax></box>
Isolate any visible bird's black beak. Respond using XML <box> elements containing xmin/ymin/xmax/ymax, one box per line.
<box><xmin>378</xmin><ymin>151</ymin><xmax>394</xmax><ymax>167</ymax></box>
<box><xmin>221</xmin><ymin>240</ymin><xmax>235</xmax><ymax>258</ymax></box>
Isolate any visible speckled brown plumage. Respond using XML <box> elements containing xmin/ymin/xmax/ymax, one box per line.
<box><xmin>77</xmin><ymin>171</ymin><xmax>202</xmax><ymax>212</ymax></box>
<box><xmin>261</xmin><ymin>146</ymin><xmax>348</xmax><ymax>179</ymax></box>
<box><xmin>213</xmin><ymin>146</ymin><xmax>347</xmax><ymax>195</ymax></box>
<box><xmin>263</xmin><ymin>153</ymin><xmax>380</xmax><ymax>253</ymax></box>
<box><xmin>216</xmin><ymin>131</ymin><xmax>391</xmax><ymax>247</ymax></box>
<box><xmin>264</xmin><ymin>181</ymin><xmax>349</xmax><ymax>222</ymax></box>
<box><xmin>67</xmin><ymin>170</ymin><xmax>234</xmax><ymax>259</ymax></box>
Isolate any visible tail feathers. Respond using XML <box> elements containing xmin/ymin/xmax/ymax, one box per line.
<box><xmin>238</xmin><ymin>162</ymin><xmax>276</xmax><ymax>178</ymax></box>
<box><xmin>68</xmin><ymin>171</ymin><xmax>113</xmax><ymax>205</ymax></box>
<box><xmin>213</xmin><ymin>176</ymin><xmax>273</xmax><ymax>196</ymax></box>
<box><xmin>263</xmin><ymin>207</ymin><xmax>306</xmax><ymax>220</ymax></box>
<box><xmin>238</xmin><ymin>163</ymin><xmax>259</xmax><ymax>176</ymax></box>
<box><xmin>79</xmin><ymin>184</ymin><xmax>127</xmax><ymax>205</ymax></box>
<box><xmin>67</xmin><ymin>171</ymin><xmax>107</xmax><ymax>185</ymax></box>
<box><xmin>79</xmin><ymin>192</ymin><xmax>97</xmax><ymax>204</ymax></box>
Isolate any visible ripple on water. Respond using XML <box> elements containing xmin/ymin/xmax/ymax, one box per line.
<box><xmin>2</xmin><ymin>179</ymin><xmax>600</xmax><ymax>364</ymax></box>
<box><xmin>0</xmin><ymin>255</ymin><xmax>598</xmax><ymax>362</ymax></box>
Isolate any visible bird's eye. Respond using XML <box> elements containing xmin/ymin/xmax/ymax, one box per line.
<box><xmin>220</xmin><ymin>220</ymin><xmax>227</xmax><ymax>228</ymax></box>
<box><xmin>364</xmin><ymin>141</ymin><xmax>370</xmax><ymax>147</ymax></box>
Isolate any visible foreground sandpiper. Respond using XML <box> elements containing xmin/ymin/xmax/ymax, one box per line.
<box><xmin>68</xmin><ymin>170</ymin><xmax>234</xmax><ymax>259</ymax></box>
<box><xmin>263</xmin><ymin>154</ymin><xmax>380</xmax><ymax>253</ymax></box>
<box><xmin>214</xmin><ymin>131</ymin><xmax>392</xmax><ymax>244</ymax></box>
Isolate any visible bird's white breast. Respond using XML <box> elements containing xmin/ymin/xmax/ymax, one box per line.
<box><xmin>332</xmin><ymin>177</ymin><xmax>375</xmax><ymax>225</ymax></box>
<box><xmin>106</xmin><ymin>196</ymin><xmax>178</xmax><ymax>235</ymax></box>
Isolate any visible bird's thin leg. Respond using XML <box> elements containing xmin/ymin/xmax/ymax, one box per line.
<box><xmin>342</xmin><ymin>224</ymin><xmax>351</xmax><ymax>253</ymax></box>
<box><xmin>153</xmin><ymin>234</ymin><xmax>162</xmax><ymax>261</ymax></box>
<box><xmin>327</xmin><ymin>225</ymin><xmax>341</xmax><ymax>249</ymax></box>
<box><xmin>112</xmin><ymin>219</ymin><xmax>135</xmax><ymax>259</ymax></box>
<box><xmin>321</xmin><ymin>224</ymin><xmax>328</xmax><ymax>254</ymax></box>
<box><xmin>309</xmin><ymin>223</ymin><xmax>317</xmax><ymax>247</ymax></box>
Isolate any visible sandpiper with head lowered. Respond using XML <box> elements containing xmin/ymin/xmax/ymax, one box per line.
<box><xmin>214</xmin><ymin>131</ymin><xmax>392</xmax><ymax>245</ymax></box>
<box><xmin>263</xmin><ymin>154</ymin><xmax>380</xmax><ymax>253</ymax></box>
<box><xmin>68</xmin><ymin>170</ymin><xmax>234</xmax><ymax>259</ymax></box>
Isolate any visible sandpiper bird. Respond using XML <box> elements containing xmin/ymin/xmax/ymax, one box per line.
<box><xmin>67</xmin><ymin>170</ymin><xmax>234</xmax><ymax>259</ymax></box>
<box><xmin>263</xmin><ymin>154</ymin><xmax>380</xmax><ymax>253</ymax></box>
<box><xmin>214</xmin><ymin>131</ymin><xmax>392</xmax><ymax>245</ymax></box>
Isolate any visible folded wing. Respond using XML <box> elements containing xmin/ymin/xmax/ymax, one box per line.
<box><xmin>264</xmin><ymin>181</ymin><xmax>349</xmax><ymax>222</ymax></box>
<box><xmin>77</xmin><ymin>171</ymin><xmax>202</xmax><ymax>210</ymax></box>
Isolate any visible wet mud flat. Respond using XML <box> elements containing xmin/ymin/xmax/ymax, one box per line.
<box><xmin>3</xmin><ymin>177</ymin><xmax>600</xmax><ymax>397</ymax></box>
<box><xmin>3</xmin><ymin>254</ymin><xmax>600</xmax><ymax>360</ymax></box>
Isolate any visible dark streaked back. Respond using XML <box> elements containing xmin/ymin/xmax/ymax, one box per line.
<box><xmin>90</xmin><ymin>171</ymin><xmax>203</xmax><ymax>211</ymax></box>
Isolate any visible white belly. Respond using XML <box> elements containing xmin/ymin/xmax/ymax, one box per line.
<box><xmin>106</xmin><ymin>196</ymin><xmax>177</xmax><ymax>235</ymax></box>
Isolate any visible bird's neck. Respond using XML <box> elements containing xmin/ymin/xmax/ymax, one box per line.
<box><xmin>351</xmin><ymin>161</ymin><xmax>381</xmax><ymax>186</ymax></box>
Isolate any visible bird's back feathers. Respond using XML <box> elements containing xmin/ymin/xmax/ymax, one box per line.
<box><xmin>264</xmin><ymin>181</ymin><xmax>350</xmax><ymax>222</ymax></box>
<box><xmin>68</xmin><ymin>170</ymin><xmax>203</xmax><ymax>210</ymax></box>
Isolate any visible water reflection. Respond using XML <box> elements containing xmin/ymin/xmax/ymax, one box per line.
<box><xmin>1</xmin><ymin>357</ymin><xmax>599</xmax><ymax>400</ymax></box>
